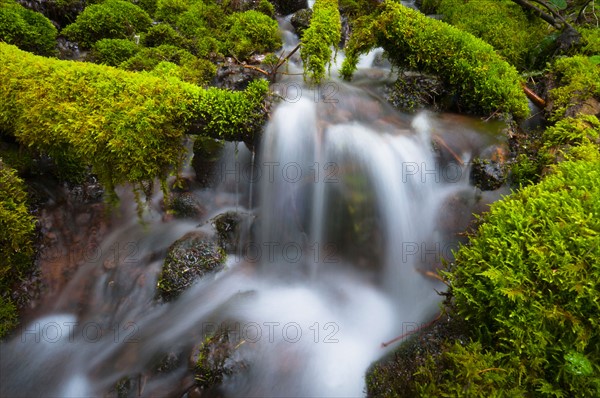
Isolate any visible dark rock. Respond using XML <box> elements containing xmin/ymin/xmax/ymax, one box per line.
<box><xmin>212</xmin><ymin>211</ymin><xmax>255</xmax><ymax>253</ymax></box>
<box><xmin>17</xmin><ymin>0</ymin><xmax>84</xmax><ymax>28</ymax></box>
<box><xmin>218</xmin><ymin>0</ymin><xmax>260</xmax><ymax>12</ymax></box>
<box><xmin>382</xmin><ymin>72</ymin><xmax>449</xmax><ymax>113</ymax></box>
<box><xmin>214</xmin><ymin>60</ymin><xmax>263</xmax><ymax>91</ymax></box>
<box><xmin>192</xmin><ymin>136</ymin><xmax>225</xmax><ymax>187</ymax></box>
<box><xmin>169</xmin><ymin>192</ymin><xmax>206</xmax><ymax>219</ymax></box>
<box><xmin>469</xmin><ymin>145</ymin><xmax>509</xmax><ymax>191</ymax></box>
<box><xmin>156</xmin><ymin>232</ymin><xmax>226</xmax><ymax>302</ymax></box>
<box><xmin>190</xmin><ymin>328</ymin><xmax>242</xmax><ymax>391</ymax></box>
<box><xmin>269</xmin><ymin>0</ymin><xmax>307</xmax><ymax>15</ymax></box>
<box><xmin>290</xmin><ymin>9</ymin><xmax>312</xmax><ymax>37</ymax></box>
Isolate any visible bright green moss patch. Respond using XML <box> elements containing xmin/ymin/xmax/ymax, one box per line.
<box><xmin>0</xmin><ymin>159</ymin><xmax>35</xmax><ymax>339</ymax></box>
<box><xmin>341</xmin><ymin>1</ymin><xmax>530</xmax><ymax>119</ymax></box>
<box><xmin>444</xmin><ymin>157</ymin><xmax>600</xmax><ymax>395</ymax></box>
<box><xmin>0</xmin><ymin>43</ymin><xmax>268</xmax><ymax>202</ymax></box>
<box><xmin>222</xmin><ymin>10</ymin><xmax>281</xmax><ymax>60</ymax></box>
<box><xmin>300</xmin><ymin>0</ymin><xmax>341</xmax><ymax>84</ymax></box>
<box><xmin>90</xmin><ymin>39</ymin><xmax>140</xmax><ymax>67</ymax></box>
<box><xmin>61</xmin><ymin>0</ymin><xmax>152</xmax><ymax>48</ymax></box>
<box><xmin>0</xmin><ymin>0</ymin><xmax>57</xmax><ymax>56</ymax></box>
<box><xmin>549</xmin><ymin>55</ymin><xmax>600</xmax><ymax>121</ymax></box>
<box><xmin>435</xmin><ymin>0</ymin><xmax>548</xmax><ymax>70</ymax></box>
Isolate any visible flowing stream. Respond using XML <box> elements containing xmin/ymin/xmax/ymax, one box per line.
<box><xmin>0</xmin><ymin>32</ymin><xmax>509</xmax><ymax>398</ymax></box>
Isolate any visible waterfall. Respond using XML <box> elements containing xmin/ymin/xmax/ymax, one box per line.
<box><xmin>0</xmin><ymin>70</ymin><xmax>507</xmax><ymax>397</ymax></box>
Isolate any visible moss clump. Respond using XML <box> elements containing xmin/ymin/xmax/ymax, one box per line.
<box><xmin>221</xmin><ymin>10</ymin><xmax>281</xmax><ymax>60</ymax></box>
<box><xmin>579</xmin><ymin>27</ymin><xmax>600</xmax><ymax>56</ymax></box>
<box><xmin>341</xmin><ymin>1</ymin><xmax>530</xmax><ymax>119</ymax></box>
<box><xmin>433</xmin><ymin>0</ymin><xmax>548</xmax><ymax>70</ymax></box>
<box><xmin>157</xmin><ymin>232</ymin><xmax>226</xmax><ymax>301</ymax></box>
<box><xmin>300</xmin><ymin>0</ymin><xmax>341</xmax><ymax>84</ymax></box>
<box><xmin>443</xmin><ymin>157</ymin><xmax>600</xmax><ymax>395</ymax></box>
<box><xmin>0</xmin><ymin>0</ymin><xmax>57</xmax><ymax>56</ymax></box>
<box><xmin>61</xmin><ymin>0</ymin><xmax>152</xmax><ymax>48</ymax></box>
<box><xmin>548</xmin><ymin>55</ymin><xmax>600</xmax><ymax>121</ymax></box>
<box><xmin>89</xmin><ymin>39</ymin><xmax>140</xmax><ymax>67</ymax></box>
<box><xmin>0</xmin><ymin>159</ymin><xmax>36</xmax><ymax>338</ymax></box>
<box><xmin>0</xmin><ymin>43</ymin><xmax>268</xmax><ymax>203</ymax></box>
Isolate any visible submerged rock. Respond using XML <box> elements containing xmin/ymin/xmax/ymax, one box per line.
<box><xmin>469</xmin><ymin>145</ymin><xmax>509</xmax><ymax>191</ymax></box>
<box><xmin>156</xmin><ymin>232</ymin><xmax>226</xmax><ymax>302</ymax></box>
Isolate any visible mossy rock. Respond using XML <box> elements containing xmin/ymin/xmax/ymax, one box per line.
<box><xmin>61</xmin><ymin>0</ymin><xmax>152</xmax><ymax>48</ymax></box>
<box><xmin>0</xmin><ymin>0</ymin><xmax>57</xmax><ymax>56</ymax></box>
<box><xmin>156</xmin><ymin>232</ymin><xmax>226</xmax><ymax>301</ymax></box>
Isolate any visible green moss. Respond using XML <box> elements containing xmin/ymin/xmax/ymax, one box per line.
<box><xmin>434</xmin><ymin>0</ymin><xmax>548</xmax><ymax>70</ymax></box>
<box><xmin>444</xmin><ymin>157</ymin><xmax>600</xmax><ymax>395</ymax></box>
<box><xmin>61</xmin><ymin>0</ymin><xmax>152</xmax><ymax>48</ymax></box>
<box><xmin>549</xmin><ymin>55</ymin><xmax>600</xmax><ymax>121</ymax></box>
<box><xmin>90</xmin><ymin>39</ymin><xmax>140</xmax><ymax>67</ymax></box>
<box><xmin>0</xmin><ymin>0</ymin><xmax>57</xmax><ymax>56</ymax></box>
<box><xmin>0</xmin><ymin>159</ymin><xmax>35</xmax><ymax>339</ymax></box>
<box><xmin>155</xmin><ymin>0</ymin><xmax>191</xmax><ymax>23</ymax></box>
<box><xmin>257</xmin><ymin>0</ymin><xmax>274</xmax><ymax>17</ymax></box>
<box><xmin>119</xmin><ymin>44</ymin><xmax>216</xmax><ymax>85</ymax></box>
<box><xmin>142</xmin><ymin>23</ymin><xmax>184</xmax><ymax>48</ymax></box>
<box><xmin>300</xmin><ymin>0</ymin><xmax>341</xmax><ymax>84</ymax></box>
<box><xmin>0</xmin><ymin>43</ymin><xmax>268</xmax><ymax>203</ymax></box>
<box><xmin>221</xmin><ymin>10</ymin><xmax>281</xmax><ymax>60</ymax></box>
<box><xmin>580</xmin><ymin>27</ymin><xmax>600</xmax><ymax>56</ymax></box>
<box><xmin>341</xmin><ymin>1</ymin><xmax>530</xmax><ymax>119</ymax></box>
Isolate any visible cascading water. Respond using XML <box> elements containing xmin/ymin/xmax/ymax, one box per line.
<box><xmin>0</xmin><ymin>46</ymin><xmax>508</xmax><ymax>398</ymax></box>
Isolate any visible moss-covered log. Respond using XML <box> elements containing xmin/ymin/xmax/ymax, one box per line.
<box><xmin>341</xmin><ymin>1</ymin><xmax>530</xmax><ymax>119</ymax></box>
<box><xmin>300</xmin><ymin>0</ymin><xmax>341</xmax><ymax>84</ymax></box>
<box><xmin>0</xmin><ymin>43</ymin><xmax>268</xmax><ymax>199</ymax></box>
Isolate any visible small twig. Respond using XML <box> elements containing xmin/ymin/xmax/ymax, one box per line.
<box><xmin>381</xmin><ymin>313</ymin><xmax>442</xmax><ymax>348</ymax></box>
<box><xmin>522</xmin><ymin>83</ymin><xmax>546</xmax><ymax>108</ymax></box>
<box><xmin>241</xmin><ymin>64</ymin><xmax>270</xmax><ymax>77</ymax></box>
<box><xmin>433</xmin><ymin>135</ymin><xmax>463</xmax><ymax>164</ymax></box>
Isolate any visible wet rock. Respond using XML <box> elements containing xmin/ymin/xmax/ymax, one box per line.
<box><xmin>169</xmin><ymin>192</ymin><xmax>207</xmax><ymax>219</ymax></box>
<box><xmin>470</xmin><ymin>158</ymin><xmax>506</xmax><ymax>191</ymax></box>
<box><xmin>469</xmin><ymin>145</ymin><xmax>509</xmax><ymax>191</ymax></box>
<box><xmin>192</xmin><ymin>137</ymin><xmax>225</xmax><ymax>187</ymax></box>
<box><xmin>212</xmin><ymin>211</ymin><xmax>255</xmax><ymax>253</ymax></box>
<box><xmin>57</xmin><ymin>37</ymin><xmax>85</xmax><ymax>61</ymax></box>
<box><xmin>290</xmin><ymin>9</ymin><xmax>312</xmax><ymax>37</ymax></box>
<box><xmin>190</xmin><ymin>329</ymin><xmax>240</xmax><ymax>391</ymax></box>
<box><xmin>382</xmin><ymin>72</ymin><xmax>448</xmax><ymax>113</ymax></box>
<box><xmin>214</xmin><ymin>59</ymin><xmax>264</xmax><ymax>91</ymax></box>
<box><xmin>156</xmin><ymin>232</ymin><xmax>226</xmax><ymax>302</ymax></box>
<box><xmin>219</xmin><ymin>0</ymin><xmax>260</xmax><ymax>12</ymax></box>
<box><xmin>269</xmin><ymin>0</ymin><xmax>307</xmax><ymax>16</ymax></box>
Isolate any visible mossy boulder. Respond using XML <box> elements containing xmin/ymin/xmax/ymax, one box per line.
<box><xmin>0</xmin><ymin>0</ymin><xmax>57</xmax><ymax>56</ymax></box>
<box><xmin>89</xmin><ymin>38</ymin><xmax>139</xmax><ymax>67</ymax></box>
<box><xmin>156</xmin><ymin>231</ymin><xmax>226</xmax><ymax>301</ymax></box>
<box><xmin>61</xmin><ymin>0</ymin><xmax>152</xmax><ymax>48</ymax></box>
